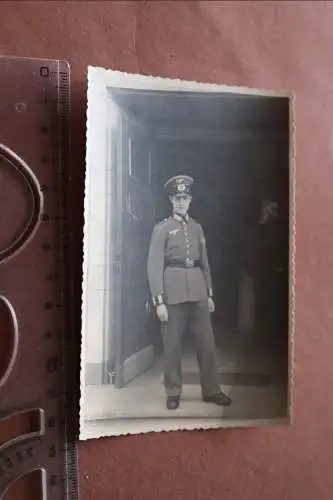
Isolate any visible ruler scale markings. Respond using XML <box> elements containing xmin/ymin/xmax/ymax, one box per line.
<box><xmin>0</xmin><ymin>57</ymin><xmax>78</xmax><ymax>499</ymax></box>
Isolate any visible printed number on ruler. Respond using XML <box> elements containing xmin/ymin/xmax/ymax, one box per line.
<box><xmin>0</xmin><ymin>56</ymin><xmax>78</xmax><ymax>500</ymax></box>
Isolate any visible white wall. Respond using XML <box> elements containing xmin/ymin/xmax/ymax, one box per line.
<box><xmin>82</xmin><ymin>69</ymin><xmax>118</xmax><ymax>384</ymax></box>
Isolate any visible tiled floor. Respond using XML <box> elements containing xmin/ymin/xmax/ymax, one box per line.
<box><xmin>82</xmin><ymin>331</ymin><xmax>289</xmax><ymax>431</ymax></box>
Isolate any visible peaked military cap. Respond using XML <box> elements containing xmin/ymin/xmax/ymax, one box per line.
<box><xmin>164</xmin><ymin>175</ymin><xmax>194</xmax><ymax>196</ymax></box>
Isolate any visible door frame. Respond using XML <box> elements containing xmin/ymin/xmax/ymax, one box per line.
<box><xmin>102</xmin><ymin>100</ymin><xmax>124</xmax><ymax>384</ymax></box>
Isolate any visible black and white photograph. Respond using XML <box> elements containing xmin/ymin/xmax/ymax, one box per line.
<box><xmin>80</xmin><ymin>67</ymin><xmax>294</xmax><ymax>439</ymax></box>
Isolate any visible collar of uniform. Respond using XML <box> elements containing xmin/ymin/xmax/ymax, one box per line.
<box><xmin>173</xmin><ymin>213</ymin><xmax>189</xmax><ymax>223</ymax></box>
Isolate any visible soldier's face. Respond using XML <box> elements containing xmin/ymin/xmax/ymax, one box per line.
<box><xmin>169</xmin><ymin>194</ymin><xmax>192</xmax><ymax>215</ymax></box>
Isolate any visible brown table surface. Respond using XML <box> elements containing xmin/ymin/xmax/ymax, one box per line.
<box><xmin>1</xmin><ymin>1</ymin><xmax>333</xmax><ymax>499</ymax></box>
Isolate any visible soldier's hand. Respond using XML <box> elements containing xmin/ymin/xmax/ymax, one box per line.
<box><xmin>156</xmin><ymin>304</ymin><xmax>168</xmax><ymax>322</ymax></box>
<box><xmin>208</xmin><ymin>297</ymin><xmax>215</xmax><ymax>313</ymax></box>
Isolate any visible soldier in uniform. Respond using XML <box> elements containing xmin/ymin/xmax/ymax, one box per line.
<box><xmin>147</xmin><ymin>175</ymin><xmax>232</xmax><ymax>410</ymax></box>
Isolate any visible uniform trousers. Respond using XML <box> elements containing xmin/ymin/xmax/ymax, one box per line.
<box><xmin>161</xmin><ymin>301</ymin><xmax>221</xmax><ymax>398</ymax></box>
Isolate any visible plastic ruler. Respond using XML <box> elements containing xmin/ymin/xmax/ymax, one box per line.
<box><xmin>0</xmin><ymin>56</ymin><xmax>79</xmax><ymax>499</ymax></box>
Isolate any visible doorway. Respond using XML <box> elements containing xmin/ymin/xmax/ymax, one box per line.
<box><xmin>105</xmin><ymin>88</ymin><xmax>290</xmax><ymax>403</ymax></box>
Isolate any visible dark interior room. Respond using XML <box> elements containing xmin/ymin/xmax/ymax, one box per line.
<box><xmin>109</xmin><ymin>87</ymin><xmax>290</xmax><ymax>418</ymax></box>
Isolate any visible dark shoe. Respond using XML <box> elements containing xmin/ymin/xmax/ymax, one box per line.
<box><xmin>203</xmin><ymin>392</ymin><xmax>232</xmax><ymax>407</ymax></box>
<box><xmin>166</xmin><ymin>396</ymin><xmax>180</xmax><ymax>410</ymax></box>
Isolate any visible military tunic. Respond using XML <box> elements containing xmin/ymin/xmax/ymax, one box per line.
<box><xmin>147</xmin><ymin>212</ymin><xmax>221</xmax><ymax>399</ymax></box>
<box><xmin>147</xmin><ymin>213</ymin><xmax>213</xmax><ymax>306</ymax></box>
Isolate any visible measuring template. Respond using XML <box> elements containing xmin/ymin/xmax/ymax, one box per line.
<box><xmin>0</xmin><ymin>56</ymin><xmax>78</xmax><ymax>499</ymax></box>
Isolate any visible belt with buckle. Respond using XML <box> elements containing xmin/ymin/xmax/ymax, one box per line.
<box><xmin>165</xmin><ymin>258</ymin><xmax>200</xmax><ymax>268</ymax></box>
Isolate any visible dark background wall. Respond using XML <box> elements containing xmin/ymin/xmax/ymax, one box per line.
<box><xmin>112</xmin><ymin>86</ymin><xmax>290</xmax><ymax>348</ymax></box>
<box><xmin>153</xmin><ymin>133</ymin><xmax>289</xmax><ymax>337</ymax></box>
<box><xmin>154</xmin><ymin>139</ymin><xmax>254</xmax><ymax>335</ymax></box>
<box><xmin>1</xmin><ymin>2</ymin><xmax>333</xmax><ymax>500</ymax></box>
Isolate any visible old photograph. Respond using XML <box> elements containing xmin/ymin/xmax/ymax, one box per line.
<box><xmin>80</xmin><ymin>67</ymin><xmax>294</xmax><ymax>439</ymax></box>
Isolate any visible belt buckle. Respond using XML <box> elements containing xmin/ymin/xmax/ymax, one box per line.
<box><xmin>185</xmin><ymin>259</ymin><xmax>194</xmax><ymax>268</ymax></box>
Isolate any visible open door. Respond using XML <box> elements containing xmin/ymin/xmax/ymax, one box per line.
<box><xmin>112</xmin><ymin>110</ymin><xmax>156</xmax><ymax>388</ymax></box>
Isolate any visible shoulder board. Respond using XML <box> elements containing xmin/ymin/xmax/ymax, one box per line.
<box><xmin>155</xmin><ymin>217</ymin><xmax>169</xmax><ymax>228</ymax></box>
